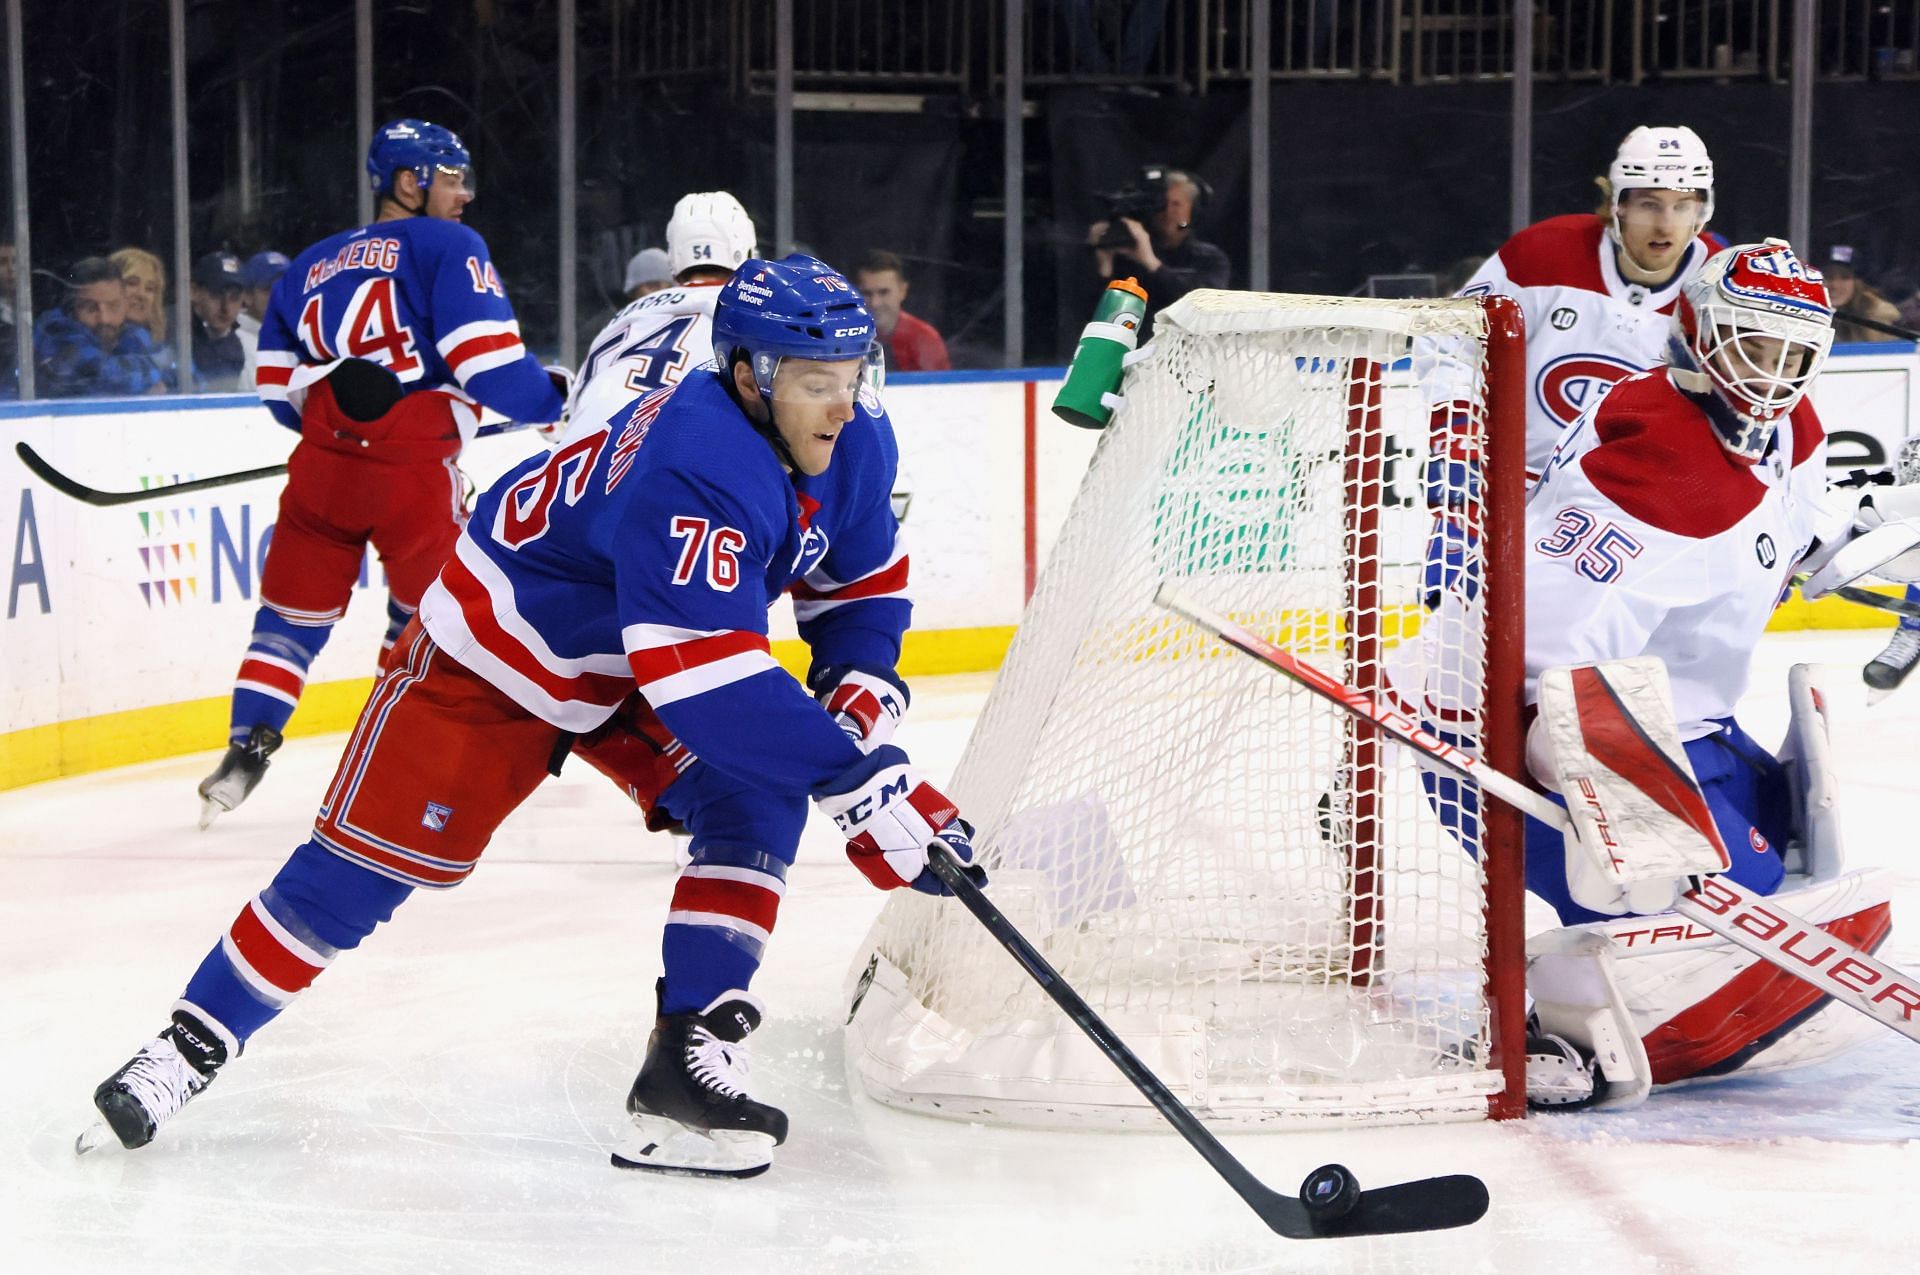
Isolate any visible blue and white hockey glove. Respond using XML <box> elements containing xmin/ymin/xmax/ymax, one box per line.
<box><xmin>812</xmin><ymin>666</ymin><xmax>908</xmax><ymax>753</ymax></box>
<box><xmin>815</xmin><ymin>746</ymin><xmax>986</xmax><ymax>896</ymax></box>
<box><xmin>1423</xmin><ymin>513</ymin><xmax>1481</xmax><ymax>609</ymax></box>
<box><xmin>1423</xmin><ymin>402</ymin><xmax>1483</xmax><ymax>609</ymax></box>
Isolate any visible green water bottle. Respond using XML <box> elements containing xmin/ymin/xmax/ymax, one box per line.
<box><xmin>1052</xmin><ymin>277</ymin><xmax>1149</xmax><ymax>431</ymax></box>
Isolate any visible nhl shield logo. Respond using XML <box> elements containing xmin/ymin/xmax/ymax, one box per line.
<box><xmin>421</xmin><ymin>801</ymin><xmax>454</xmax><ymax>832</ymax></box>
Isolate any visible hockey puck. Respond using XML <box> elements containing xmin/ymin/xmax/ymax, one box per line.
<box><xmin>1299</xmin><ymin>1162</ymin><xmax>1361</xmax><ymax>1221</ymax></box>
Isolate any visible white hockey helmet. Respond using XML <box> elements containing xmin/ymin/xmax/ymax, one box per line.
<box><xmin>1668</xmin><ymin>239</ymin><xmax>1833</xmax><ymax>462</ymax></box>
<box><xmin>1608</xmin><ymin>125</ymin><xmax>1715</xmax><ymax>241</ymax></box>
<box><xmin>667</xmin><ymin>191</ymin><xmax>758</xmax><ymax>280</ymax></box>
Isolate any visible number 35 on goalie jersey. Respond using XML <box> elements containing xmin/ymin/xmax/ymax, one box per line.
<box><xmin>417</xmin><ymin>369</ymin><xmax>912</xmax><ymax>798</ymax></box>
<box><xmin>255</xmin><ymin>215</ymin><xmax>561</xmax><ymax>431</ymax></box>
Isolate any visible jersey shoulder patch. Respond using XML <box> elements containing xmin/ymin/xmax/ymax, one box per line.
<box><xmin>1499</xmin><ymin>214</ymin><xmax>1608</xmax><ymax>293</ymax></box>
<box><xmin>1580</xmin><ymin>373</ymin><xmax>1766</xmax><ymax>539</ymax></box>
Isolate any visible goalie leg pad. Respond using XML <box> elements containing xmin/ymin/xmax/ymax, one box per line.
<box><xmin>1525</xmin><ymin>929</ymin><xmax>1652</xmax><ymax>1110</ymax></box>
<box><xmin>1587</xmin><ymin>868</ymin><xmax>1894</xmax><ymax>1086</ymax></box>
<box><xmin>1776</xmin><ymin>663</ymin><xmax>1845</xmax><ymax>882</ymax></box>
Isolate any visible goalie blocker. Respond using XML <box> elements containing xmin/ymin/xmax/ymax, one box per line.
<box><xmin>1523</xmin><ymin>658</ymin><xmax>1890</xmax><ymax>1106</ymax></box>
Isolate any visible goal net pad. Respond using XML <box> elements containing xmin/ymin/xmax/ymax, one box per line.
<box><xmin>845</xmin><ymin>291</ymin><xmax>1529</xmax><ymax>1128</ymax></box>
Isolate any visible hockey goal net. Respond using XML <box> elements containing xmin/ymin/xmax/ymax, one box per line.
<box><xmin>846</xmin><ymin>290</ymin><xmax>1528</xmax><ymax>1127</ymax></box>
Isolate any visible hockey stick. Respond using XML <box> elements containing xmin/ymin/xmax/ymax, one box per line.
<box><xmin>1792</xmin><ymin>573</ymin><xmax>1920</xmax><ymax>622</ymax></box>
<box><xmin>1836</xmin><ymin>309</ymin><xmax>1920</xmax><ymax>343</ymax></box>
<box><xmin>14</xmin><ymin>419</ymin><xmax>533</xmax><ymax>508</ymax></box>
<box><xmin>925</xmin><ymin>842</ymin><xmax>1491</xmax><ymax>1239</ymax></box>
<box><xmin>1153</xmin><ymin>583</ymin><xmax>1920</xmax><ymax>1048</ymax></box>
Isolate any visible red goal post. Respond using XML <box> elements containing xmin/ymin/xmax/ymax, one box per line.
<box><xmin>848</xmin><ymin>291</ymin><xmax>1529</xmax><ymax>1127</ymax></box>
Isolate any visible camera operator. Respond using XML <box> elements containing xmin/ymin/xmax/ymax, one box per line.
<box><xmin>1087</xmin><ymin>168</ymin><xmax>1230</xmax><ymax>328</ymax></box>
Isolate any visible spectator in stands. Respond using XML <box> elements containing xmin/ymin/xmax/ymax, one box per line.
<box><xmin>1088</xmin><ymin>169</ymin><xmax>1230</xmax><ymax>332</ymax></box>
<box><xmin>0</xmin><ymin>240</ymin><xmax>17</xmax><ymax>399</ymax></box>
<box><xmin>1824</xmin><ymin>245</ymin><xmax>1904</xmax><ymax>344</ymax></box>
<box><xmin>852</xmin><ymin>250</ymin><xmax>950</xmax><ymax>372</ymax></box>
<box><xmin>240</xmin><ymin>251</ymin><xmax>290</xmax><ymax>328</ymax></box>
<box><xmin>111</xmin><ymin>246</ymin><xmax>168</xmax><ymax>348</ymax></box>
<box><xmin>188</xmin><ymin>252</ymin><xmax>252</xmax><ymax>392</ymax></box>
<box><xmin>33</xmin><ymin>256</ymin><xmax>169</xmax><ymax>398</ymax></box>
<box><xmin>235</xmin><ymin>250</ymin><xmax>287</xmax><ymax>388</ymax></box>
<box><xmin>623</xmin><ymin>247</ymin><xmax>673</xmax><ymax>301</ymax></box>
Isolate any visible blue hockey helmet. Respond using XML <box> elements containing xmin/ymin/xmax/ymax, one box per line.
<box><xmin>711</xmin><ymin>254</ymin><xmax>877</xmax><ymax>401</ymax></box>
<box><xmin>367</xmin><ymin>119</ymin><xmax>473</xmax><ymax>197</ymax></box>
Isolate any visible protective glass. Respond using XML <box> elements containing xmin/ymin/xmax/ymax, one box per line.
<box><xmin>433</xmin><ymin>163</ymin><xmax>475</xmax><ymax>196</ymax></box>
<box><xmin>767</xmin><ymin>354</ymin><xmax>869</xmax><ymax>412</ymax></box>
<box><xmin>1614</xmin><ymin>190</ymin><xmax>1707</xmax><ymax>235</ymax></box>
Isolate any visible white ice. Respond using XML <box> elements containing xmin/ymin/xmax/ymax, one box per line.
<box><xmin>4</xmin><ymin>636</ymin><xmax>1919</xmax><ymax>1275</ymax></box>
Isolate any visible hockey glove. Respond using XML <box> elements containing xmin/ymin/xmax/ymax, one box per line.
<box><xmin>813</xmin><ymin>666</ymin><xmax>908</xmax><ymax>753</ymax></box>
<box><xmin>1423</xmin><ymin>514</ymin><xmax>1481</xmax><ymax>609</ymax></box>
<box><xmin>536</xmin><ymin>363</ymin><xmax>577</xmax><ymax>444</ymax></box>
<box><xmin>815</xmin><ymin>746</ymin><xmax>987</xmax><ymax>896</ymax></box>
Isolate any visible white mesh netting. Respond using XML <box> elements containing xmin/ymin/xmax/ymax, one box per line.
<box><xmin>845</xmin><ymin>291</ymin><xmax>1512</xmax><ymax>1128</ymax></box>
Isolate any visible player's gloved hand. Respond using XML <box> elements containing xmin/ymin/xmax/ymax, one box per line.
<box><xmin>811</xmin><ymin>666</ymin><xmax>907</xmax><ymax>753</ymax></box>
<box><xmin>536</xmin><ymin>363</ymin><xmax>577</xmax><ymax>444</ymax></box>
<box><xmin>1423</xmin><ymin>514</ymin><xmax>1481</xmax><ymax>609</ymax></box>
<box><xmin>815</xmin><ymin>746</ymin><xmax>987</xmax><ymax>896</ymax></box>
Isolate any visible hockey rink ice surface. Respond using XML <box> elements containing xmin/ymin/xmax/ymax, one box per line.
<box><xmin>5</xmin><ymin>632</ymin><xmax>1919</xmax><ymax>1275</ymax></box>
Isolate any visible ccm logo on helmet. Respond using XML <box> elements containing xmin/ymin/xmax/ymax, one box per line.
<box><xmin>1536</xmin><ymin>354</ymin><xmax>1641</xmax><ymax>427</ymax></box>
<box><xmin>834</xmin><ymin>325</ymin><xmax>870</xmax><ymax>338</ymax></box>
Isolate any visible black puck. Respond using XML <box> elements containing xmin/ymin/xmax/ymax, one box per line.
<box><xmin>1299</xmin><ymin>1162</ymin><xmax>1361</xmax><ymax>1221</ymax></box>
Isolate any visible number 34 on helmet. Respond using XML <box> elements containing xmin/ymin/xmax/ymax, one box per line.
<box><xmin>1668</xmin><ymin>238</ymin><xmax>1834</xmax><ymax>464</ymax></box>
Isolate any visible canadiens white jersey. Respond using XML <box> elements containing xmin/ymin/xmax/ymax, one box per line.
<box><xmin>1524</xmin><ymin>369</ymin><xmax>1844</xmax><ymax>739</ymax></box>
<box><xmin>562</xmin><ymin>280</ymin><xmax>725</xmax><ymax>444</ymax></box>
<box><xmin>1424</xmin><ymin>214</ymin><xmax>1716</xmax><ymax>480</ymax></box>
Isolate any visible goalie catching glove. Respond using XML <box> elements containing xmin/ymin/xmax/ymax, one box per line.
<box><xmin>1799</xmin><ymin>480</ymin><xmax>1920</xmax><ymax>597</ymax></box>
<box><xmin>815</xmin><ymin>746</ymin><xmax>986</xmax><ymax>896</ymax></box>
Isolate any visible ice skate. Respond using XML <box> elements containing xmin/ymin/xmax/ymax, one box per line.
<box><xmin>1863</xmin><ymin>626</ymin><xmax>1920</xmax><ymax>706</ymax></box>
<box><xmin>197</xmin><ymin>724</ymin><xmax>283</xmax><ymax>828</ymax></box>
<box><xmin>80</xmin><ymin>1008</ymin><xmax>232</xmax><ymax>1153</ymax></box>
<box><xmin>612</xmin><ymin>985</ymin><xmax>788</xmax><ymax>1179</ymax></box>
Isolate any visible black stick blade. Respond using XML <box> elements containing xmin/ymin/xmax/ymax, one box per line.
<box><xmin>1314</xmin><ymin>1174</ymin><xmax>1490</xmax><ymax>1238</ymax></box>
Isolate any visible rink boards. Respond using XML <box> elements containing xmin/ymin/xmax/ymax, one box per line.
<box><xmin>2</xmin><ymin>347</ymin><xmax>1916</xmax><ymax>788</ymax></box>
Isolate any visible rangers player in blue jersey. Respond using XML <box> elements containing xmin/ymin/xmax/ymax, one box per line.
<box><xmin>197</xmin><ymin>118</ymin><xmax>567</xmax><ymax>828</ymax></box>
<box><xmin>83</xmin><ymin>254</ymin><xmax>983</xmax><ymax>1180</ymax></box>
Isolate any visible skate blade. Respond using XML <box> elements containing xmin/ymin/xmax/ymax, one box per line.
<box><xmin>1867</xmin><ymin>683</ymin><xmax>1899</xmax><ymax>708</ymax></box>
<box><xmin>197</xmin><ymin>794</ymin><xmax>236</xmax><ymax>830</ymax></box>
<box><xmin>75</xmin><ymin>1121</ymin><xmax>119</xmax><ymax>1157</ymax></box>
<box><xmin>610</xmin><ymin>1117</ymin><xmax>775</xmax><ymax>1179</ymax></box>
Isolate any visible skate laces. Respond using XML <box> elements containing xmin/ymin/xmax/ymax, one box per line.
<box><xmin>685</xmin><ymin>1026</ymin><xmax>751</xmax><ymax>1099</ymax></box>
<box><xmin>116</xmin><ymin>1038</ymin><xmax>206</xmax><ymax>1123</ymax></box>
<box><xmin>1880</xmin><ymin>626</ymin><xmax>1920</xmax><ymax>666</ymax></box>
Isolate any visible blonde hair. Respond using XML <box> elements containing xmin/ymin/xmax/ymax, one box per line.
<box><xmin>110</xmin><ymin>246</ymin><xmax>168</xmax><ymax>343</ymax></box>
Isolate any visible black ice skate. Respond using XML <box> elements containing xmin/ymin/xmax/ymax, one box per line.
<box><xmin>80</xmin><ymin>1007</ymin><xmax>233</xmax><ymax>1153</ymax></box>
<box><xmin>1864</xmin><ymin>626</ymin><xmax>1920</xmax><ymax>705</ymax></box>
<box><xmin>196</xmin><ymin>723</ymin><xmax>284</xmax><ymax>829</ymax></box>
<box><xmin>611</xmin><ymin>984</ymin><xmax>789</xmax><ymax>1179</ymax></box>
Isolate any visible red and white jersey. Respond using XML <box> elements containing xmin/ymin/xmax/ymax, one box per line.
<box><xmin>561</xmin><ymin>282</ymin><xmax>724</xmax><ymax>445</ymax></box>
<box><xmin>1524</xmin><ymin>370</ymin><xmax>1844</xmax><ymax>738</ymax></box>
<box><xmin>1424</xmin><ymin>214</ymin><xmax>1716</xmax><ymax>480</ymax></box>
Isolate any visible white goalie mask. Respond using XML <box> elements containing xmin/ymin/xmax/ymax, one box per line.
<box><xmin>1668</xmin><ymin>239</ymin><xmax>1834</xmax><ymax>463</ymax></box>
<box><xmin>667</xmin><ymin>191</ymin><xmax>758</xmax><ymax>280</ymax></box>
<box><xmin>1608</xmin><ymin>125</ymin><xmax>1715</xmax><ymax>244</ymax></box>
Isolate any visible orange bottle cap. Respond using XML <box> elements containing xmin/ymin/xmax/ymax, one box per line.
<box><xmin>1108</xmin><ymin>276</ymin><xmax>1149</xmax><ymax>303</ymax></box>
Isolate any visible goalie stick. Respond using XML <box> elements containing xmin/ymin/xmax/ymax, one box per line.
<box><xmin>1153</xmin><ymin>583</ymin><xmax>1920</xmax><ymax>1049</ymax></box>
<box><xmin>14</xmin><ymin>418</ymin><xmax>533</xmax><ymax>508</ymax></box>
<box><xmin>1794</xmin><ymin>574</ymin><xmax>1920</xmax><ymax>622</ymax></box>
<box><xmin>925</xmin><ymin>843</ymin><xmax>1491</xmax><ymax>1239</ymax></box>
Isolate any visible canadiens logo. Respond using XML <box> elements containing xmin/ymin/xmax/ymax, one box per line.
<box><xmin>1536</xmin><ymin>354</ymin><xmax>1640</xmax><ymax>427</ymax></box>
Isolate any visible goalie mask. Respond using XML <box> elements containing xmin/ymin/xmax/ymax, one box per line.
<box><xmin>1668</xmin><ymin>239</ymin><xmax>1834</xmax><ymax>464</ymax></box>
<box><xmin>1607</xmin><ymin>125</ymin><xmax>1714</xmax><ymax>245</ymax></box>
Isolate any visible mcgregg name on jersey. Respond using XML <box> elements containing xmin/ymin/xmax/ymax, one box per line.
<box><xmin>304</xmin><ymin>237</ymin><xmax>404</xmax><ymax>292</ymax></box>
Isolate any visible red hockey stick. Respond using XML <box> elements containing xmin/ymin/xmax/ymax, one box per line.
<box><xmin>1154</xmin><ymin>583</ymin><xmax>1920</xmax><ymax>1046</ymax></box>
